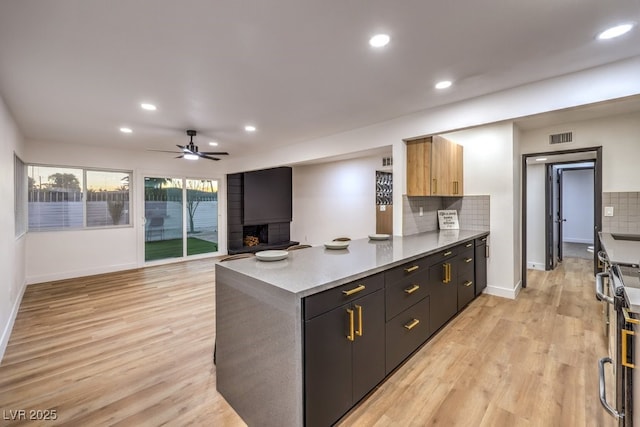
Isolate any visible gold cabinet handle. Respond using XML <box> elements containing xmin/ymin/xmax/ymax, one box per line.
<box><xmin>465</xmin><ymin>242</ymin><xmax>473</xmax><ymax>248</ymax></box>
<box><xmin>453</xmin><ymin>181</ymin><xmax>459</xmax><ymax>194</ymax></box>
<box><xmin>443</xmin><ymin>251</ymin><xmax>452</xmax><ymax>256</ymax></box>
<box><xmin>433</xmin><ymin>179</ymin><xmax>437</xmax><ymax>194</ymax></box>
<box><xmin>442</xmin><ymin>264</ymin><xmax>448</xmax><ymax>283</ymax></box>
<box><xmin>355</xmin><ymin>305</ymin><xmax>363</xmax><ymax>337</ymax></box>
<box><xmin>342</xmin><ymin>284</ymin><xmax>366</xmax><ymax>296</ymax></box>
<box><xmin>622</xmin><ymin>329</ymin><xmax>635</xmax><ymax>368</ymax></box>
<box><xmin>404</xmin><ymin>265</ymin><xmax>419</xmax><ymax>273</ymax></box>
<box><xmin>404</xmin><ymin>318</ymin><xmax>420</xmax><ymax>330</ymax></box>
<box><xmin>347</xmin><ymin>308</ymin><xmax>355</xmax><ymax>341</ymax></box>
<box><xmin>465</xmin><ymin>258</ymin><xmax>473</xmax><ymax>263</ymax></box>
<box><xmin>404</xmin><ymin>284</ymin><xmax>420</xmax><ymax>294</ymax></box>
<box><xmin>623</xmin><ymin>307</ymin><xmax>640</xmax><ymax>325</ymax></box>
<box><xmin>463</xmin><ymin>280</ymin><xmax>473</xmax><ymax>287</ymax></box>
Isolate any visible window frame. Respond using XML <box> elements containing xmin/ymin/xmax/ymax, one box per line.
<box><xmin>27</xmin><ymin>162</ymin><xmax>133</xmax><ymax>232</ymax></box>
<box><xmin>14</xmin><ymin>154</ymin><xmax>27</xmax><ymax>238</ymax></box>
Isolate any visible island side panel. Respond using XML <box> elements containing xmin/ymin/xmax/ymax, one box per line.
<box><xmin>216</xmin><ymin>266</ymin><xmax>303</xmax><ymax>427</ymax></box>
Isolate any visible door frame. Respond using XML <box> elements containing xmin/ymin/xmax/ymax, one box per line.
<box><xmin>521</xmin><ymin>146</ymin><xmax>602</xmax><ymax>288</ymax></box>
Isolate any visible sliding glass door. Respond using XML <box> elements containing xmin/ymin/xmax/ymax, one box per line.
<box><xmin>143</xmin><ymin>176</ymin><xmax>218</xmax><ymax>262</ymax></box>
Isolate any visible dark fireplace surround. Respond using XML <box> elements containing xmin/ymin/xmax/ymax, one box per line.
<box><xmin>227</xmin><ymin>167</ymin><xmax>298</xmax><ymax>254</ymax></box>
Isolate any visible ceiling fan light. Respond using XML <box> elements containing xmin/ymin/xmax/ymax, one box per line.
<box><xmin>597</xmin><ymin>23</ymin><xmax>634</xmax><ymax>40</ymax></box>
<box><xmin>184</xmin><ymin>153</ymin><xmax>199</xmax><ymax>160</ymax></box>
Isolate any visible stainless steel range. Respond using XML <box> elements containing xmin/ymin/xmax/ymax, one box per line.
<box><xmin>597</xmin><ymin>261</ymin><xmax>640</xmax><ymax>426</ymax></box>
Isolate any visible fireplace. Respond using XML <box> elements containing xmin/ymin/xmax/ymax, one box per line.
<box><xmin>243</xmin><ymin>225</ymin><xmax>268</xmax><ymax>247</ymax></box>
<box><xmin>227</xmin><ymin>169</ymin><xmax>298</xmax><ymax>254</ymax></box>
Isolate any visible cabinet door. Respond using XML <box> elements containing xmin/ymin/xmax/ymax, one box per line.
<box><xmin>432</xmin><ymin>136</ymin><xmax>463</xmax><ymax>196</ymax></box>
<box><xmin>406</xmin><ymin>138</ymin><xmax>432</xmax><ymax>196</ymax></box>
<box><xmin>305</xmin><ymin>304</ymin><xmax>353</xmax><ymax>427</ymax></box>
<box><xmin>428</xmin><ymin>260</ymin><xmax>458</xmax><ymax>334</ymax></box>
<box><xmin>352</xmin><ymin>289</ymin><xmax>386</xmax><ymax>403</ymax></box>
<box><xmin>475</xmin><ymin>243</ymin><xmax>487</xmax><ymax>295</ymax></box>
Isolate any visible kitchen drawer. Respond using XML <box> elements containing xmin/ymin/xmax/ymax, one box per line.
<box><xmin>459</xmin><ymin>247</ymin><xmax>474</xmax><ymax>267</ymax></box>
<box><xmin>385</xmin><ymin>296</ymin><xmax>430</xmax><ymax>374</ymax></box>
<box><xmin>475</xmin><ymin>235</ymin><xmax>488</xmax><ymax>246</ymax></box>
<box><xmin>457</xmin><ymin>264</ymin><xmax>475</xmax><ymax>310</ymax></box>
<box><xmin>304</xmin><ymin>273</ymin><xmax>384</xmax><ymax>320</ymax></box>
<box><xmin>385</xmin><ymin>270</ymin><xmax>429</xmax><ymax>321</ymax></box>
<box><xmin>384</xmin><ymin>256</ymin><xmax>431</xmax><ymax>286</ymax></box>
<box><xmin>460</xmin><ymin>240</ymin><xmax>475</xmax><ymax>251</ymax></box>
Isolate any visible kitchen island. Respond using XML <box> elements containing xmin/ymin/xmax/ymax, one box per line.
<box><xmin>215</xmin><ymin>229</ymin><xmax>489</xmax><ymax>427</ymax></box>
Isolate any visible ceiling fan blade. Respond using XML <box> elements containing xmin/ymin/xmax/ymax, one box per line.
<box><xmin>200</xmin><ymin>154</ymin><xmax>220</xmax><ymax>161</ymax></box>
<box><xmin>176</xmin><ymin>155</ymin><xmax>184</xmax><ymax>159</ymax></box>
<box><xmin>199</xmin><ymin>151</ymin><xmax>229</xmax><ymax>155</ymax></box>
<box><xmin>176</xmin><ymin>144</ymin><xmax>192</xmax><ymax>153</ymax></box>
<box><xmin>148</xmin><ymin>149</ymin><xmax>182</xmax><ymax>153</ymax></box>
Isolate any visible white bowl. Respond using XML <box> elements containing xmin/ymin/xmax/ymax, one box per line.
<box><xmin>255</xmin><ymin>250</ymin><xmax>289</xmax><ymax>261</ymax></box>
<box><xmin>324</xmin><ymin>241</ymin><xmax>350</xmax><ymax>250</ymax></box>
<box><xmin>368</xmin><ymin>234</ymin><xmax>390</xmax><ymax>241</ymax></box>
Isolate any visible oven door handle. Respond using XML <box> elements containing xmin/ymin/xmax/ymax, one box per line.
<box><xmin>595</xmin><ymin>272</ymin><xmax>613</xmax><ymax>304</ymax></box>
<box><xmin>599</xmin><ymin>357</ymin><xmax>624</xmax><ymax>420</ymax></box>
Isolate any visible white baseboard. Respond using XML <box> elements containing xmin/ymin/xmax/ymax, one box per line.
<box><xmin>527</xmin><ymin>262</ymin><xmax>546</xmax><ymax>271</ymax></box>
<box><xmin>26</xmin><ymin>262</ymin><xmax>138</xmax><ymax>285</ymax></box>
<box><xmin>484</xmin><ymin>281</ymin><xmax>521</xmax><ymax>300</ymax></box>
<box><xmin>0</xmin><ymin>280</ymin><xmax>27</xmax><ymax>363</ymax></box>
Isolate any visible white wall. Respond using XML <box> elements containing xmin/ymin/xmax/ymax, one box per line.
<box><xmin>291</xmin><ymin>156</ymin><xmax>384</xmax><ymax>245</ymax></box>
<box><xmin>520</xmin><ymin>111</ymin><xmax>640</xmax><ymax>192</ymax></box>
<box><xmin>24</xmin><ymin>139</ymin><xmax>225</xmax><ymax>284</ymax></box>
<box><xmin>526</xmin><ymin>163</ymin><xmax>546</xmax><ymax>270</ymax></box>
<box><xmin>563</xmin><ymin>168</ymin><xmax>594</xmax><ymax>244</ymax></box>
<box><xmin>0</xmin><ymin>95</ymin><xmax>26</xmax><ymax>360</ymax></box>
<box><xmin>441</xmin><ymin>122</ymin><xmax>521</xmax><ymax>298</ymax></box>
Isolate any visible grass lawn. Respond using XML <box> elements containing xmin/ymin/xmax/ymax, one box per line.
<box><xmin>145</xmin><ymin>237</ymin><xmax>218</xmax><ymax>261</ymax></box>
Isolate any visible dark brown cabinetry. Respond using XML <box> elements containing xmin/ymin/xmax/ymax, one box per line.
<box><xmin>303</xmin><ymin>234</ymin><xmax>488</xmax><ymax>427</ymax></box>
<box><xmin>475</xmin><ymin>236</ymin><xmax>488</xmax><ymax>296</ymax></box>
<box><xmin>457</xmin><ymin>245</ymin><xmax>475</xmax><ymax>310</ymax></box>
<box><xmin>384</xmin><ymin>259</ymin><xmax>431</xmax><ymax>373</ymax></box>
<box><xmin>304</xmin><ymin>275</ymin><xmax>385</xmax><ymax>427</ymax></box>
<box><xmin>427</xmin><ymin>248</ymin><xmax>459</xmax><ymax>335</ymax></box>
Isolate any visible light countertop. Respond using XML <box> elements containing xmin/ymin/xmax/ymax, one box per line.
<box><xmin>599</xmin><ymin>232</ymin><xmax>640</xmax><ymax>267</ymax></box>
<box><xmin>215</xmin><ymin>229</ymin><xmax>489</xmax><ymax>298</ymax></box>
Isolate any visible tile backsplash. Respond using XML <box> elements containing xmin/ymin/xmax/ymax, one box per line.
<box><xmin>403</xmin><ymin>195</ymin><xmax>490</xmax><ymax>235</ymax></box>
<box><xmin>602</xmin><ymin>192</ymin><xmax>640</xmax><ymax>233</ymax></box>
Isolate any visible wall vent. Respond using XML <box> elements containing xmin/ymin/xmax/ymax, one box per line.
<box><xmin>549</xmin><ymin>132</ymin><xmax>573</xmax><ymax>144</ymax></box>
<box><xmin>382</xmin><ymin>157</ymin><xmax>393</xmax><ymax>167</ymax></box>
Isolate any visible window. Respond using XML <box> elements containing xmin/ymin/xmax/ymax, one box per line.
<box><xmin>14</xmin><ymin>154</ymin><xmax>27</xmax><ymax>237</ymax></box>
<box><xmin>27</xmin><ymin>164</ymin><xmax>132</xmax><ymax>231</ymax></box>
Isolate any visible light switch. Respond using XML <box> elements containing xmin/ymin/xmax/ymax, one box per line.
<box><xmin>379</xmin><ymin>205</ymin><xmax>386</xmax><ymax>211</ymax></box>
<box><xmin>419</xmin><ymin>207</ymin><xmax>423</xmax><ymax>216</ymax></box>
<box><xmin>604</xmin><ymin>206</ymin><xmax>614</xmax><ymax>217</ymax></box>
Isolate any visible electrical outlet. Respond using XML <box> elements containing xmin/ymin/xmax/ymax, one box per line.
<box><xmin>604</xmin><ymin>206</ymin><xmax>614</xmax><ymax>217</ymax></box>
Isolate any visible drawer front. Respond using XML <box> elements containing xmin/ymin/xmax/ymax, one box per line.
<box><xmin>384</xmin><ymin>257</ymin><xmax>430</xmax><ymax>286</ymax></box>
<box><xmin>385</xmin><ymin>297</ymin><xmax>430</xmax><ymax>374</ymax></box>
<box><xmin>457</xmin><ymin>264</ymin><xmax>475</xmax><ymax>310</ymax></box>
<box><xmin>458</xmin><ymin>247</ymin><xmax>474</xmax><ymax>267</ymax></box>
<box><xmin>385</xmin><ymin>270</ymin><xmax>429</xmax><ymax>321</ymax></box>
<box><xmin>304</xmin><ymin>273</ymin><xmax>384</xmax><ymax>320</ymax></box>
<box><xmin>475</xmin><ymin>235</ymin><xmax>488</xmax><ymax>247</ymax></box>
<box><xmin>461</xmin><ymin>240</ymin><xmax>475</xmax><ymax>251</ymax></box>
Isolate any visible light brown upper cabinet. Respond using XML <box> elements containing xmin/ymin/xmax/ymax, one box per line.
<box><xmin>406</xmin><ymin>136</ymin><xmax>463</xmax><ymax>196</ymax></box>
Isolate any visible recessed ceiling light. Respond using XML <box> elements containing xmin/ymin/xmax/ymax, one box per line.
<box><xmin>369</xmin><ymin>34</ymin><xmax>390</xmax><ymax>48</ymax></box>
<box><xmin>535</xmin><ymin>157</ymin><xmax>548</xmax><ymax>162</ymax></box>
<box><xmin>184</xmin><ymin>153</ymin><xmax>199</xmax><ymax>160</ymax></box>
<box><xmin>140</xmin><ymin>103</ymin><xmax>157</xmax><ymax>111</ymax></box>
<box><xmin>209</xmin><ymin>141</ymin><xmax>219</xmax><ymax>146</ymax></box>
<box><xmin>120</xmin><ymin>127</ymin><xmax>132</xmax><ymax>134</ymax></box>
<box><xmin>435</xmin><ymin>80</ymin><xmax>452</xmax><ymax>90</ymax></box>
<box><xmin>245</xmin><ymin>125</ymin><xmax>256</xmax><ymax>132</ymax></box>
<box><xmin>597</xmin><ymin>23</ymin><xmax>635</xmax><ymax>40</ymax></box>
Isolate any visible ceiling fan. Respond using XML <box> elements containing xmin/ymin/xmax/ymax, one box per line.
<box><xmin>151</xmin><ymin>130</ymin><xmax>229</xmax><ymax>161</ymax></box>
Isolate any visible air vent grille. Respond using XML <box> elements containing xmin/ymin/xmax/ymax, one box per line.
<box><xmin>549</xmin><ymin>132</ymin><xmax>573</xmax><ymax>144</ymax></box>
<box><xmin>382</xmin><ymin>157</ymin><xmax>393</xmax><ymax>167</ymax></box>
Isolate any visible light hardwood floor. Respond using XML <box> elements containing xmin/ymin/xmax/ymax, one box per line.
<box><xmin>0</xmin><ymin>257</ymin><xmax>614</xmax><ymax>426</ymax></box>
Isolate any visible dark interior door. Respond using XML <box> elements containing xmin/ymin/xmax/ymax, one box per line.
<box><xmin>557</xmin><ymin>168</ymin><xmax>564</xmax><ymax>262</ymax></box>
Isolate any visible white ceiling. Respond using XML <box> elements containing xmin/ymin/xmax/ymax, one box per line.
<box><xmin>1</xmin><ymin>1</ymin><xmax>639</xmax><ymax>159</ymax></box>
